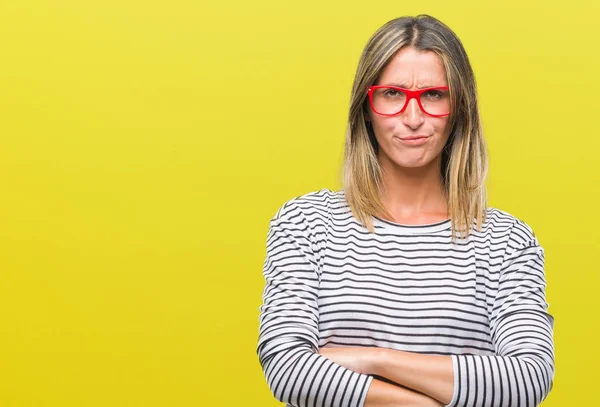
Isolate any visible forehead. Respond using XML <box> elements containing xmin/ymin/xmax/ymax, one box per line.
<box><xmin>377</xmin><ymin>47</ymin><xmax>447</xmax><ymax>86</ymax></box>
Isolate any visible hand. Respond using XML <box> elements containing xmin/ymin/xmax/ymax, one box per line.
<box><xmin>318</xmin><ymin>346</ymin><xmax>380</xmax><ymax>375</ymax></box>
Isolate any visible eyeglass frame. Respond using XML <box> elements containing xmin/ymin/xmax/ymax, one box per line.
<box><xmin>366</xmin><ymin>85</ymin><xmax>451</xmax><ymax>118</ymax></box>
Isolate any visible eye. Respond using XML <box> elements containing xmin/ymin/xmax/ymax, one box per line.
<box><xmin>423</xmin><ymin>90</ymin><xmax>443</xmax><ymax>99</ymax></box>
<box><xmin>383</xmin><ymin>89</ymin><xmax>404</xmax><ymax>98</ymax></box>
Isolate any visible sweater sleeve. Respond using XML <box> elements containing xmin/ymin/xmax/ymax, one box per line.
<box><xmin>445</xmin><ymin>222</ymin><xmax>555</xmax><ymax>407</ymax></box>
<box><xmin>256</xmin><ymin>202</ymin><xmax>373</xmax><ymax>407</ymax></box>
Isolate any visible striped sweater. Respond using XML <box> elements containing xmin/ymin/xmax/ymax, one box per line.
<box><xmin>256</xmin><ymin>188</ymin><xmax>555</xmax><ymax>407</ymax></box>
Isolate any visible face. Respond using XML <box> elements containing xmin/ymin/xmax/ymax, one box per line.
<box><xmin>365</xmin><ymin>46</ymin><xmax>451</xmax><ymax>170</ymax></box>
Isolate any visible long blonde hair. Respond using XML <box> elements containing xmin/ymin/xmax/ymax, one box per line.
<box><xmin>343</xmin><ymin>14</ymin><xmax>488</xmax><ymax>242</ymax></box>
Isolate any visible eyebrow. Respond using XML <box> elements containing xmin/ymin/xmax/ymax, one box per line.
<box><xmin>383</xmin><ymin>83</ymin><xmax>446</xmax><ymax>89</ymax></box>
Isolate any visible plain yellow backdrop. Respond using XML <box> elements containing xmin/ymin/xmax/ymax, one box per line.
<box><xmin>0</xmin><ymin>0</ymin><xmax>598</xmax><ymax>405</ymax></box>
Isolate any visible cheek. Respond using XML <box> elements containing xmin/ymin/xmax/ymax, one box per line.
<box><xmin>371</xmin><ymin>118</ymin><xmax>397</xmax><ymax>137</ymax></box>
<box><xmin>433</xmin><ymin>117</ymin><xmax>450</xmax><ymax>133</ymax></box>
<box><xmin>432</xmin><ymin>119</ymin><xmax>451</xmax><ymax>146</ymax></box>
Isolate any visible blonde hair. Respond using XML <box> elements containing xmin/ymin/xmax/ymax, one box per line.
<box><xmin>343</xmin><ymin>14</ymin><xmax>488</xmax><ymax>242</ymax></box>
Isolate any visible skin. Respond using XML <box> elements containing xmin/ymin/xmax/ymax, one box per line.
<box><xmin>316</xmin><ymin>47</ymin><xmax>457</xmax><ymax>406</ymax></box>
<box><xmin>318</xmin><ymin>347</ymin><xmax>453</xmax><ymax>406</ymax></box>
<box><xmin>365</xmin><ymin>46</ymin><xmax>452</xmax><ymax>225</ymax></box>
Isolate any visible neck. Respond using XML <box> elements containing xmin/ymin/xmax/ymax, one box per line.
<box><xmin>378</xmin><ymin>154</ymin><xmax>448</xmax><ymax>222</ymax></box>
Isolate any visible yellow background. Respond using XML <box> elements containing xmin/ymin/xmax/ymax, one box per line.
<box><xmin>0</xmin><ymin>0</ymin><xmax>598</xmax><ymax>405</ymax></box>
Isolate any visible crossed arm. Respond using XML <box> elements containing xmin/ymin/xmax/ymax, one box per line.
<box><xmin>319</xmin><ymin>321</ymin><xmax>555</xmax><ymax>407</ymax></box>
<box><xmin>363</xmin><ymin>377</ymin><xmax>446</xmax><ymax>407</ymax></box>
<box><xmin>319</xmin><ymin>346</ymin><xmax>453</xmax><ymax>406</ymax></box>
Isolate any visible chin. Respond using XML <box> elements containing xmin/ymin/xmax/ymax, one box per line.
<box><xmin>391</xmin><ymin>158</ymin><xmax>432</xmax><ymax>169</ymax></box>
<box><xmin>397</xmin><ymin>163</ymin><xmax>430</xmax><ymax>170</ymax></box>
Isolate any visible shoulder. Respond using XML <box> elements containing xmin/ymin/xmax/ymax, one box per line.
<box><xmin>268</xmin><ymin>189</ymin><xmax>337</xmax><ymax>265</ymax></box>
<box><xmin>482</xmin><ymin>206</ymin><xmax>542</xmax><ymax>253</ymax></box>
<box><xmin>271</xmin><ymin>187</ymin><xmax>341</xmax><ymax>224</ymax></box>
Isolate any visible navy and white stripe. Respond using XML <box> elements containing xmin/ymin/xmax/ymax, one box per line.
<box><xmin>257</xmin><ymin>188</ymin><xmax>555</xmax><ymax>407</ymax></box>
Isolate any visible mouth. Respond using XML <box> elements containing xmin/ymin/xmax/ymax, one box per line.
<box><xmin>395</xmin><ymin>135</ymin><xmax>430</xmax><ymax>146</ymax></box>
<box><xmin>399</xmin><ymin>135</ymin><xmax>430</xmax><ymax>141</ymax></box>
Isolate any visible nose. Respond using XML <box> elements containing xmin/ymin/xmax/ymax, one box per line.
<box><xmin>402</xmin><ymin>97</ymin><xmax>425</xmax><ymax>128</ymax></box>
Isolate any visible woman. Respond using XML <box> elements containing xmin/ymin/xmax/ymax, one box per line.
<box><xmin>257</xmin><ymin>14</ymin><xmax>555</xmax><ymax>407</ymax></box>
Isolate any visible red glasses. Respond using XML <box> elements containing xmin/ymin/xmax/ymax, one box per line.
<box><xmin>366</xmin><ymin>85</ymin><xmax>451</xmax><ymax>117</ymax></box>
